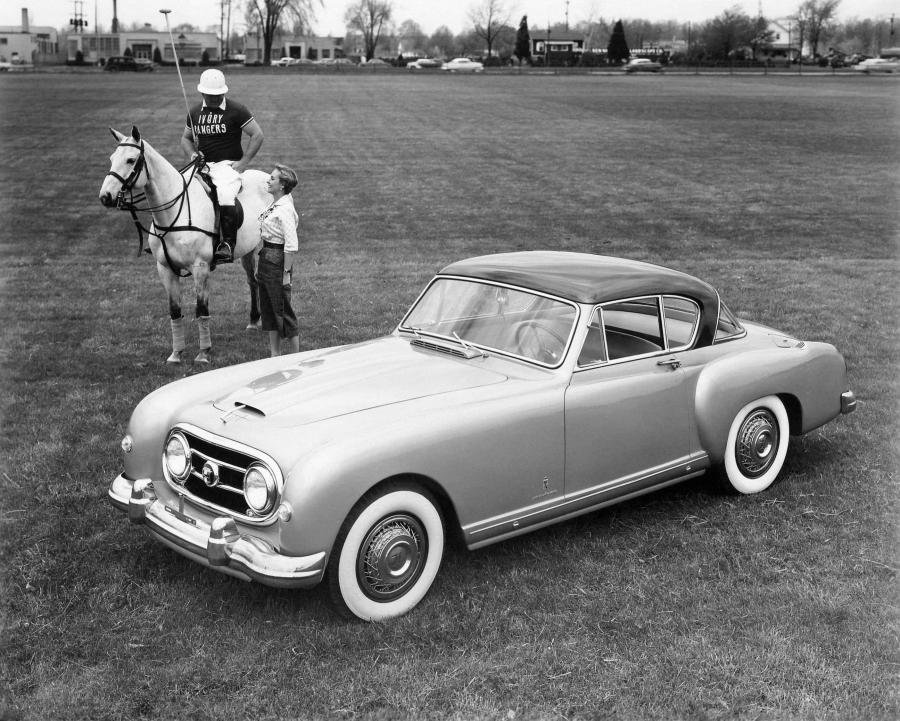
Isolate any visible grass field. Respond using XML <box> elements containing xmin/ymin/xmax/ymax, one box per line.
<box><xmin>0</xmin><ymin>69</ymin><xmax>897</xmax><ymax>720</ymax></box>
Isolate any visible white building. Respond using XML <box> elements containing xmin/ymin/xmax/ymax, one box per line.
<box><xmin>0</xmin><ymin>8</ymin><xmax>60</xmax><ymax>66</ymax></box>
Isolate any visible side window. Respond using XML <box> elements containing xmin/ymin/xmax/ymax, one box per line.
<box><xmin>715</xmin><ymin>301</ymin><xmax>744</xmax><ymax>341</ymax></box>
<box><xmin>602</xmin><ymin>298</ymin><xmax>664</xmax><ymax>361</ymax></box>
<box><xmin>663</xmin><ymin>296</ymin><xmax>700</xmax><ymax>350</ymax></box>
<box><xmin>577</xmin><ymin>308</ymin><xmax>607</xmax><ymax>366</ymax></box>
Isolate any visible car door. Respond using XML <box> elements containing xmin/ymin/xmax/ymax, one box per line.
<box><xmin>564</xmin><ymin>298</ymin><xmax>695</xmax><ymax>505</ymax></box>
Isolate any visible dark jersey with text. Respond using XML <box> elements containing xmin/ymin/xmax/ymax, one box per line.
<box><xmin>186</xmin><ymin>99</ymin><xmax>253</xmax><ymax>162</ymax></box>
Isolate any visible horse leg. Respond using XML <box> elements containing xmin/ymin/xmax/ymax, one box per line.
<box><xmin>158</xmin><ymin>263</ymin><xmax>185</xmax><ymax>364</ymax></box>
<box><xmin>242</xmin><ymin>251</ymin><xmax>261</xmax><ymax>330</ymax></box>
<box><xmin>193</xmin><ymin>261</ymin><xmax>212</xmax><ymax>364</ymax></box>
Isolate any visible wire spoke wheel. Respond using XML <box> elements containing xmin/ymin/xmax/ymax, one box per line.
<box><xmin>720</xmin><ymin>396</ymin><xmax>790</xmax><ymax>494</ymax></box>
<box><xmin>357</xmin><ymin>514</ymin><xmax>428</xmax><ymax>601</ymax></box>
<box><xmin>329</xmin><ymin>485</ymin><xmax>444</xmax><ymax>621</ymax></box>
<box><xmin>734</xmin><ymin>409</ymin><xmax>779</xmax><ymax>478</ymax></box>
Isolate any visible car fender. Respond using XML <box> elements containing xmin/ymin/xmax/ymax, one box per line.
<box><xmin>276</xmin><ymin>378</ymin><xmax>567</xmax><ymax>556</ymax></box>
<box><xmin>693</xmin><ymin>342</ymin><xmax>848</xmax><ymax>465</ymax></box>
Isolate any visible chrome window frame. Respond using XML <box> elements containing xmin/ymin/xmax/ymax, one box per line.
<box><xmin>575</xmin><ymin>294</ymin><xmax>701</xmax><ymax>371</ymax></box>
<box><xmin>398</xmin><ymin>274</ymin><xmax>581</xmax><ymax>369</ymax></box>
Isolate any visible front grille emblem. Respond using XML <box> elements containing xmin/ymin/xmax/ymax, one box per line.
<box><xmin>201</xmin><ymin>461</ymin><xmax>220</xmax><ymax>487</ymax></box>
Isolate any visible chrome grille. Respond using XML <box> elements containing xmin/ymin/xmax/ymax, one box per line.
<box><xmin>179</xmin><ymin>430</ymin><xmax>256</xmax><ymax>516</ymax></box>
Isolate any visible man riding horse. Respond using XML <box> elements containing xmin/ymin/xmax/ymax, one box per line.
<box><xmin>181</xmin><ymin>68</ymin><xmax>264</xmax><ymax>264</ymax></box>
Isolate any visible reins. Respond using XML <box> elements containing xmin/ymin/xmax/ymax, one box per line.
<box><xmin>106</xmin><ymin>140</ymin><xmax>218</xmax><ymax>277</ymax></box>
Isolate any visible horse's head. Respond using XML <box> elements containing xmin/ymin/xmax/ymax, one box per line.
<box><xmin>99</xmin><ymin>126</ymin><xmax>148</xmax><ymax>208</ymax></box>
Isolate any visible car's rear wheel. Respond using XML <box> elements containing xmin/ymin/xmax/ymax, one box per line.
<box><xmin>327</xmin><ymin>484</ymin><xmax>444</xmax><ymax>621</ymax></box>
<box><xmin>719</xmin><ymin>395</ymin><xmax>789</xmax><ymax>494</ymax></box>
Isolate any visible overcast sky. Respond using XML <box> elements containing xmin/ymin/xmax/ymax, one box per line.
<box><xmin>4</xmin><ymin>0</ymin><xmax>895</xmax><ymax>36</ymax></box>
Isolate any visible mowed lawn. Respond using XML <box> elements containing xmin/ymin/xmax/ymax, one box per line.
<box><xmin>0</xmin><ymin>69</ymin><xmax>897</xmax><ymax>720</ymax></box>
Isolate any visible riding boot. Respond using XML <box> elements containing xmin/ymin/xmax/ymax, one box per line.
<box><xmin>214</xmin><ymin>206</ymin><xmax>238</xmax><ymax>263</ymax></box>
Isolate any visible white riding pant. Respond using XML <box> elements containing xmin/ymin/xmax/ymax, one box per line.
<box><xmin>207</xmin><ymin>161</ymin><xmax>241</xmax><ymax>206</ymax></box>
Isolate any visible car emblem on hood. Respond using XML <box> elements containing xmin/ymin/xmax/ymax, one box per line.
<box><xmin>201</xmin><ymin>461</ymin><xmax>220</xmax><ymax>487</ymax></box>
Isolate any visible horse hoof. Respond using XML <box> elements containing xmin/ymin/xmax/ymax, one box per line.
<box><xmin>194</xmin><ymin>349</ymin><xmax>211</xmax><ymax>364</ymax></box>
<box><xmin>166</xmin><ymin>351</ymin><xmax>183</xmax><ymax>364</ymax></box>
<box><xmin>246</xmin><ymin>320</ymin><xmax>261</xmax><ymax>331</ymax></box>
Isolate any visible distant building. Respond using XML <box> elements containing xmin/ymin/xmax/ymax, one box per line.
<box><xmin>66</xmin><ymin>29</ymin><xmax>219</xmax><ymax>65</ymax></box>
<box><xmin>530</xmin><ymin>31</ymin><xmax>585</xmax><ymax>58</ymax></box>
<box><xmin>0</xmin><ymin>8</ymin><xmax>60</xmax><ymax>65</ymax></box>
<box><xmin>244</xmin><ymin>34</ymin><xmax>345</xmax><ymax>63</ymax></box>
<box><xmin>755</xmin><ymin>19</ymin><xmax>802</xmax><ymax>64</ymax></box>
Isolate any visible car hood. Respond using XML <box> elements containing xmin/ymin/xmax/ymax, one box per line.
<box><xmin>210</xmin><ymin>337</ymin><xmax>508</xmax><ymax>426</ymax></box>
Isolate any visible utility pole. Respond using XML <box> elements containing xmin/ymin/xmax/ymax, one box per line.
<box><xmin>69</xmin><ymin>1</ymin><xmax>87</xmax><ymax>32</ymax></box>
<box><xmin>565</xmin><ymin>0</ymin><xmax>569</xmax><ymax>32</ymax></box>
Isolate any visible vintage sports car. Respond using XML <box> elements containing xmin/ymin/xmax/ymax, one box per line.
<box><xmin>109</xmin><ymin>252</ymin><xmax>855</xmax><ymax>621</ymax></box>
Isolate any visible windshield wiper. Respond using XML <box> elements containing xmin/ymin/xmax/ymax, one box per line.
<box><xmin>452</xmin><ymin>332</ymin><xmax>487</xmax><ymax>358</ymax></box>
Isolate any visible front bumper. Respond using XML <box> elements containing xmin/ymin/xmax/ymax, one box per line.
<box><xmin>109</xmin><ymin>474</ymin><xmax>326</xmax><ymax>589</ymax></box>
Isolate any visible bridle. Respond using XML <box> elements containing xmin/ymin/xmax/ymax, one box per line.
<box><xmin>106</xmin><ymin>140</ymin><xmax>149</xmax><ymax>210</ymax></box>
<box><xmin>107</xmin><ymin>138</ymin><xmax>216</xmax><ymax>276</ymax></box>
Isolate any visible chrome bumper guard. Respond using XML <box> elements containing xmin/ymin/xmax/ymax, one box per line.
<box><xmin>841</xmin><ymin>390</ymin><xmax>857</xmax><ymax>415</ymax></box>
<box><xmin>108</xmin><ymin>474</ymin><xmax>325</xmax><ymax>588</ymax></box>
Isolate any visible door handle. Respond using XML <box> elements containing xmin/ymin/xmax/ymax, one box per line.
<box><xmin>657</xmin><ymin>357</ymin><xmax>681</xmax><ymax>370</ymax></box>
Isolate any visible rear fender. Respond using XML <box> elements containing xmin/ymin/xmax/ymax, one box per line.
<box><xmin>694</xmin><ymin>344</ymin><xmax>847</xmax><ymax>465</ymax></box>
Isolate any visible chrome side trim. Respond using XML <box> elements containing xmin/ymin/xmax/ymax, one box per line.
<box><xmin>462</xmin><ymin>453</ymin><xmax>710</xmax><ymax>548</ymax></box>
<box><xmin>109</xmin><ymin>474</ymin><xmax>325</xmax><ymax>589</ymax></box>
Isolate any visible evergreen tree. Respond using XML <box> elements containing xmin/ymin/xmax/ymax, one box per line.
<box><xmin>607</xmin><ymin>19</ymin><xmax>629</xmax><ymax>63</ymax></box>
<box><xmin>153</xmin><ymin>46</ymin><xmax>162</xmax><ymax>64</ymax></box>
<box><xmin>515</xmin><ymin>15</ymin><xmax>531</xmax><ymax>65</ymax></box>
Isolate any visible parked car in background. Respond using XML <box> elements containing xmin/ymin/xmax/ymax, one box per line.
<box><xmin>109</xmin><ymin>251</ymin><xmax>855</xmax><ymax>622</ymax></box>
<box><xmin>104</xmin><ymin>56</ymin><xmax>154</xmax><ymax>72</ymax></box>
<box><xmin>624</xmin><ymin>58</ymin><xmax>662</xmax><ymax>73</ymax></box>
<box><xmin>854</xmin><ymin>57</ymin><xmax>899</xmax><ymax>73</ymax></box>
<box><xmin>408</xmin><ymin>57</ymin><xmax>443</xmax><ymax>70</ymax></box>
<box><xmin>0</xmin><ymin>59</ymin><xmax>11</xmax><ymax>72</ymax></box>
<box><xmin>442</xmin><ymin>57</ymin><xmax>484</xmax><ymax>73</ymax></box>
<box><xmin>271</xmin><ymin>56</ymin><xmax>301</xmax><ymax>66</ymax></box>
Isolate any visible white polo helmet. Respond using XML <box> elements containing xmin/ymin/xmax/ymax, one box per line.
<box><xmin>197</xmin><ymin>69</ymin><xmax>228</xmax><ymax>94</ymax></box>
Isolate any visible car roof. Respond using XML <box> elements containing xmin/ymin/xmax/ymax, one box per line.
<box><xmin>440</xmin><ymin>251</ymin><xmax>721</xmax><ymax>344</ymax></box>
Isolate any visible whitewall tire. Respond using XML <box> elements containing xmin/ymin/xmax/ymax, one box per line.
<box><xmin>328</xmin><ymin>485</ymin><xmax>444</xmax><ymax>622</ymax></box>
<box><xmin>721</xmin><ymin>395</ymin><xmax>790</xmax><ymax>494</ymax></box>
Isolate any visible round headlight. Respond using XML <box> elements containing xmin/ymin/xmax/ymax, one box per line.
<box><xmin>243</xmin><ymin>464</ymin><xmax>277</xmax><ymax>514</ymax></box>
<box><xmin>164</xmin><ymin>432</ymin><xmax>192</xmax><ymax>483</ymax></box>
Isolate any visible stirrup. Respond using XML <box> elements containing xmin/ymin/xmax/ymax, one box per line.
<box><xmin>213</xmin><ymin>242</ymin><xmax>234</xmax><ymax>263</ymax></box>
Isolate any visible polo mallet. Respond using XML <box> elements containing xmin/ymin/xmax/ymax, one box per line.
<box><xmin>159</xmin><ymin>8</ymin><xmax>198</xmax><ymax>148</ymax></box>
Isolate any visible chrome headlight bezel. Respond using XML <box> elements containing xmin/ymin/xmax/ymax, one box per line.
<box><xmin>243</xmin><ymin>463</ymin><xmax>278</xmax><ymax>515</ymax></box>
<box><xmin>164</xmin><ymin>431</ymin><xmax>192</xmax><ymax>484</ymax></box>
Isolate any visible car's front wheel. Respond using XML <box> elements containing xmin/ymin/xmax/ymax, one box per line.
<box><xmin>719</xmin><ymin>395</ymin><xmax>790</xmax><ymax>494</ymax></box>
<box><xmin>327</xmin><ymin>484</ymin><xmax>444</xmax><ymax>621</ymax></box>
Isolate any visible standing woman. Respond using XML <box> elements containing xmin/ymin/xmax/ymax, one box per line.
<box><xmin>257</xmin><ymin>164</ymin><xmax>300</xmax><ymax>356</ymax></box>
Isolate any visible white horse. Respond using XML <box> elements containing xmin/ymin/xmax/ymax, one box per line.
<box><xmin>99</xmin><ymin>126</ymin><xmax>270</xmax><ymax>364</ymax></box>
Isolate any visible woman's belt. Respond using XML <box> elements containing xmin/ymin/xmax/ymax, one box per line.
<box><xmin>262</xmin><ymin>241</ymin><xmax>284</xmax><ymax>250</ymax></box>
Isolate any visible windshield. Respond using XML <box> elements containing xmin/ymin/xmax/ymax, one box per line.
<box><xmin>400</xmin><ymin>278</ymin><xmax>578</xmax><ymax>366</ymax></box>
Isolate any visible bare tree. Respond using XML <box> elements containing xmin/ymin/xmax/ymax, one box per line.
<box><xmin>469</xmin><ymin>0</ymin><xmax>512</xmax><ymax>59</ymax></box>
<box><xmin>246</xmin><ymin>0</ymin><xmax>319</xmax><ymax>64</ymax></box>
<box><xmin>794</xmin><ymin>0</ymin><xmax>841</xmax><ymax>57</ymax></box>
<box><xmin>345</xmin><ymin>0</ymin><xmax>394</xmax><ymax>61</ymax></box>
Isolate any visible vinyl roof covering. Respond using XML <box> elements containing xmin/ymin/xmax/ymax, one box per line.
<box><xmin>440</xmin><ymin>251</ymin><xmax>722</xmax><ymax>346</ymax></box>
<box><xmin>440</xmin><ymin>252</ymin><xmax>718</xmax><ymax>307</ymax></box>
